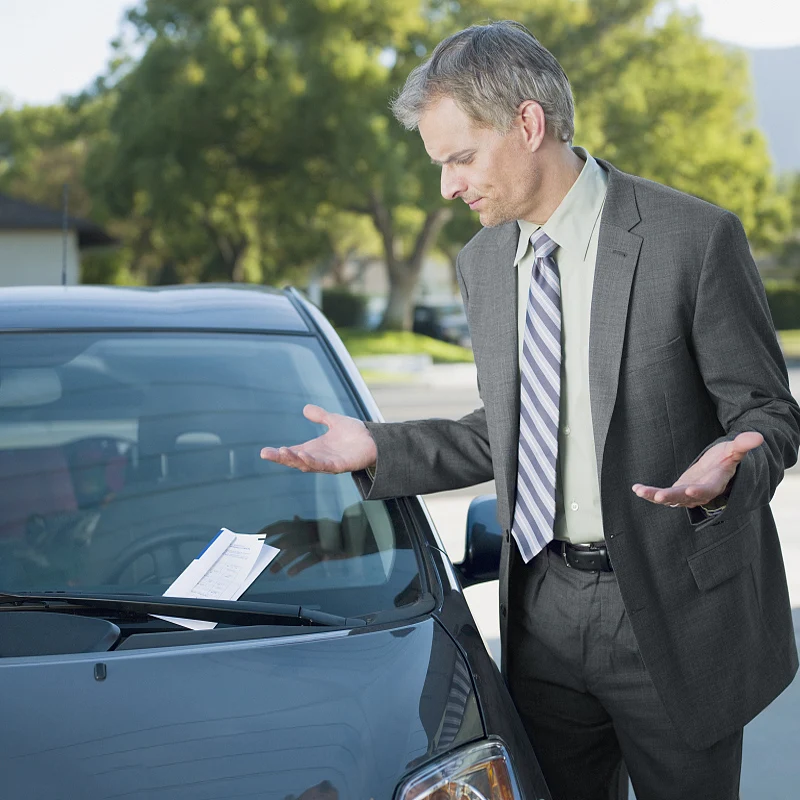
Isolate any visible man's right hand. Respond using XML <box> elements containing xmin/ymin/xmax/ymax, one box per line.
<box><xmin>259</xmin><ymin>404</ymin><xmax>377</xmax><ymax>474</ymax></box>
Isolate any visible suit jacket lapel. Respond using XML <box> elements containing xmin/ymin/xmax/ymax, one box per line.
<box><xmin>494</xmin><ymin>229</ymin><xmax>521</xmax><ymax>525</ymax></box>
<box><xmin>472</xmin><ymin>222</ymin><xmax>519</xmax><ymax>526</ymax></box>
<box><xmin>590</xmin><ymin>161</ymin><xmax>643</xmax><ymax>480</ymax></box>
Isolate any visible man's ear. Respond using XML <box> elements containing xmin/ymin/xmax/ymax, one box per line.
<box><xmin>518</xmin><ymin>100</ymin><xmax>547</xmax><ymax>153</ymax></box>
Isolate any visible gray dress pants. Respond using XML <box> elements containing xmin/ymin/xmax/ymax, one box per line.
<box><xmin>505</xmin><ymin>546</ymin><xmax>743</xmax><ymax>800</ymax></box>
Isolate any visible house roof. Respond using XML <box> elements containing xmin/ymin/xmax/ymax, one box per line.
<box><xmin>0</xmin><ymin>193</ymin><xmax>116</xmax><ymax>249</ymax></box>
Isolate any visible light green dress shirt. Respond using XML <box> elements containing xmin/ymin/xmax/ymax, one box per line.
<box><xmin>515</xmin><ymin>147</ymin><xmax>608</xmax><ymax>544</ymax></box>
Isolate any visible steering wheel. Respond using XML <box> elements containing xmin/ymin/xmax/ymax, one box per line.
<box><xmin>102</xmin><ymin>525</ymin><xmax>218</xmax><ymax>586</ymax></box>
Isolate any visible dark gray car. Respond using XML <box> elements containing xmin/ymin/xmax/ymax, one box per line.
<box><xmin>0</xmin><ymin>285</ymin><xmax>550</xmax><ymax>800</ymax></box>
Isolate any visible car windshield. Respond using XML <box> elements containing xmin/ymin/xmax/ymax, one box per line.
<box><xmin>0</xmin><ymin>331</ymin><xmax>423</xmax><ymax>619</ymax></box>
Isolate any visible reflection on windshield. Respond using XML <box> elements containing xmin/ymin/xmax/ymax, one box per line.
<box><xmin>286</xmin><ymin>780</ymin><xmax>339</xmax><ymax>800</ymax></box>
<box><xmin>0</xmin><ymin>332</ymin><xmax>421</xmax><ymax>619</ymax></box>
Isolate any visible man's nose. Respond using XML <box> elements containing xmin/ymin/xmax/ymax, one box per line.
<box><xmin>441</xmin><ymin>166</ymin><xmax>465</xmax><ymax>200</ymax></box>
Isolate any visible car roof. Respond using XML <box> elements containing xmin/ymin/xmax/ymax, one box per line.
<box><xmin>0</xmin><ymin>284</ymin><xmax>310</xmax><ymax>333</ymax></box>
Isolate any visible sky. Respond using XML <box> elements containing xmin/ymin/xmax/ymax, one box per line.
<box><xmin>0</xmin><ymin>0</ymin><xmax>798</xmax><ymax>107</ymax></box>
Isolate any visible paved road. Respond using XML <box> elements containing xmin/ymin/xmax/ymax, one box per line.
<box><xmin>368</xmin><ymin>364</ymin><xmax>800</xmax><ymax>799</ymax></box>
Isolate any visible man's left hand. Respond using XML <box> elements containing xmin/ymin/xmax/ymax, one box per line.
<box><xmin>632</xmin><ymin>431</ymin><xmax>764</xmax><ymax>508</ymax></box>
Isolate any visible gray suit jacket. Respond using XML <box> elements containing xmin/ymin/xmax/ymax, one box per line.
<box><xmin>365</xmin><ymin>160</ymin><xmax>800</xmax><ymax>750</ymax></box>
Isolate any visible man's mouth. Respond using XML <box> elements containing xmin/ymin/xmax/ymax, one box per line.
<box><xmin>467</xmin><ymin>198</ymin><xmax>482</xmax><ymax>210</ymax></box>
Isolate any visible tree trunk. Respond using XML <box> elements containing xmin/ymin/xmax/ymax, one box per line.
<box><xmin>371</xmin><ymin>197</ymin><xmax>453</xmax><ymax>331</ymax></box>
<box><xmin>381</xmin><ymin>266</ymin><xmax>419</xmax><ymax>330</ymax></box>
<box><xmin>445</xmin><ymin>246</ymin><xmax>460</xmax><ymax>295</ymax></box>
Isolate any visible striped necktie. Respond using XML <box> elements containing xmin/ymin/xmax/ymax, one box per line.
<box><xmin>511</xmin><ymin>230</ymin><xmax>561</xmax><ymax>563</ymax></box>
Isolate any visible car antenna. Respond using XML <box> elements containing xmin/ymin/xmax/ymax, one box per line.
<box><xmin>61</xmin><ymin>182</ymin><xmax>69</xmax><ymax>286</ymax></box>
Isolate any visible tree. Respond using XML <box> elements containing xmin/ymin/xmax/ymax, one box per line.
<box><xmin>775</xmin><ymin>173</ymin><xmax>800</xmax><ymax>275</ymax></box>
<box><xmin>562</xmin><ymin>8</ymin><xmax>789</xmax><ymax>250</ymax></box>
<box><xmin>0</xmin><ymin>99</ymin><xmax>101</xmax><ymax>217</ymax></box>
<box><xmin>86</xmin><ymin>1</ymin><xmax>330</xmax><ymax>285</ymax></box>
<box><xmin>0</xmin><ymin>95</ymin><xmax>140</xmax><ymax>285</ymax></box>
<box><xmin>94</xmin><ymin>0</ymin><xmax>456</xmax><ymax>326</ymax></box>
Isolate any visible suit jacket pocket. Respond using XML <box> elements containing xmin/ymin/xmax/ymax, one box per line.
<box><xmin>622</xmin><ymin>334</ymin><xmax>685</xmax><ymax>373</ymax></box>
<box><xmin>687</xmin><ymin>516</ymin><xmax>759</xmax><ymax>592</ymax></box>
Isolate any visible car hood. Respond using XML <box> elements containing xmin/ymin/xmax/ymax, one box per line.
<box><xmin>1</xmin><ymin>616</ymin><xmax>483</xmax><ymax>800</ymax></box>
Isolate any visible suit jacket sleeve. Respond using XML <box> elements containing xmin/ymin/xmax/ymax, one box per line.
<box><xmin>362</xmin><ymin>253</ymin><xmax>495</xmax><ymax>500</ymax></box>
<box><xmin>687</xmin><ymin>211</ymin><xmax>800</xmax><ymax>528</ymax></box>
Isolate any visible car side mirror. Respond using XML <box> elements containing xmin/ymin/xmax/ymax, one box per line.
<box><xmin>454</xmin><ymin>495</ymin><xmax>503</xmax><ymax>588</ymax></box>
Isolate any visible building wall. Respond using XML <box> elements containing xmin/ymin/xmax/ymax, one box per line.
<box><xmin>329</xmin><ymin>254</ymin><xmax>459</xmax><ymax>303</ymax></box>
<box><xmin>0</xmin><ymin>230</ymin><xmax>80</xmax><ymax>286</ymax></box>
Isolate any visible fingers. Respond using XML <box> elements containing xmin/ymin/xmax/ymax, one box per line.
<box><xmin>269</xmin><ymin>547</ymin><xmax>304</xmax><ymax>574</ymax></box>
<box><xmin>260</xmin><ymin>445</ymin><xmax>318</xmax><ymax>471</ymax></box>
<box><xmin>286</xmin><ymin>551</ymin><xmax>324</xmax><ymax>576</ymax></box>
<box><xmin>260</xmin><ymin>443</ymin><xmax>343</xmax><ymax>474</ymax></box>
<box><xmin>260</xmin><ymin>445</ymin><xmax>301</xmax><ymax>468</ymax></box>
<box><xmin>631</xmin><ymin>483</ymin><xmax>717</xmax><ymax>508</ymax></box>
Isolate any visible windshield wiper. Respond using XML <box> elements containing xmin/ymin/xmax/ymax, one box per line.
<box><xmin>0</xmin><ymin>591</ymin><xmax>366</xmax><ymax>628</ymax></box>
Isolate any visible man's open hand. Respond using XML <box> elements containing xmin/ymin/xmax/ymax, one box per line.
<box><xmin>260</xmin><ymin>404</ymin><xmax>377</xmax><ymax>474</ymax></box>
<box><xmin>632</xmin><ymin>431</ymin><xmax>763</xmax><ymax>508</ymax></box>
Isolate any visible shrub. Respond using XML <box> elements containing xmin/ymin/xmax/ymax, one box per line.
<box><xmin>764</xmin><ymin>282</ymin><xmax>800</xmax><ymax>330</ymax></box>
<box><xmin>321</xmin><ymin>288</ymin><xmax>367</xmax><ymax>328</ymax></box>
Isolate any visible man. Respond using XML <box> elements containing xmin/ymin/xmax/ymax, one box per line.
<box><xmin>261</xmin><ymin>20</ymin><xmax>800</xmax><ymax>800</ymax></box>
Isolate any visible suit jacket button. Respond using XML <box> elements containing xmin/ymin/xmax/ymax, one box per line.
<box><xmin>504</xmin><ymin>530</ymin><xmax>510</xmax><ymax>543</ymax></box>
<box><xmin>500</xmin><ymin>604</ymin><xmax>507</xmax><ymax>618</ymax></box>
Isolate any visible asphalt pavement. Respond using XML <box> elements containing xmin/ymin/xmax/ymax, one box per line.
<box><xmin>367</xmin><ymin>363</ymin><xmax>800</xmax><ymax>800</ymax></box>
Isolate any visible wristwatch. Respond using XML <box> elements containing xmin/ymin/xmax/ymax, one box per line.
<box><xmin>699</xmin><ymin>481</ymin><xmax>732</xmax><ymax>516</ymax></box>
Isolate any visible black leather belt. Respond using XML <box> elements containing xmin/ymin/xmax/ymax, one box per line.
<box><xmin>546</xmin><ymin>540</ymin><xmax>613</xmax><ymax>572</ymax></box>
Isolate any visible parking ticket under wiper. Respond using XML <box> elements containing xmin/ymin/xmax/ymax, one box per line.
<box><xmin>0</xmin><ymin>592</ymin><xmax>366</xmax><ymax>628</ymax></box>
<box><xmin>158</xmin><ymin>527</ymin><xmax>278</xmax><ymax>630</ymax></box>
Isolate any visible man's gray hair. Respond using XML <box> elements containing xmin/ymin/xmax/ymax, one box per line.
<box><xmin>391</xmin><ymin>20</ymin><xmax>574</xmax><ymax>143</ymax></box>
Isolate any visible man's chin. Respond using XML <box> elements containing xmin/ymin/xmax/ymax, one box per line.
<box><xmin>478</xmin><ymin>210</ymin><xmax>512</xmax><ymax>228</ymax></box>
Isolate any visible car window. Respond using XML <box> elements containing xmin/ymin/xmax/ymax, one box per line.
<box><xmin>0</xmin><ymin>331</ymin><xmax>423</xmax><ymax>619</ymax></box>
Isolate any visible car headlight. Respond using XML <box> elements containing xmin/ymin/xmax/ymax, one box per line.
<box><xmin>395</xmin><ymin>738</ymin><xmax>526</xmax><ymax>800</ymax></box>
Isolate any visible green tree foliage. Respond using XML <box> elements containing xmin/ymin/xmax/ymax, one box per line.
<box><xmin>775</xmin><ymin>173</ymin><xmax>800</xmax><ymax>274</ymax></box>
<box><xmin>564</xmin><ymin>8</ymin><xmax>788</xmax><ymax>250</ymax></box>
<box><xmin>0</xmin><ymin>95</ymin><xmax>140</xmax><ymax>284</ymax></box>
<box><xmin>87</xmin><ymin>2</ymin><xmax>319</xmax><ymax>285</ymax></box>
<box><xmin>92</xmin><ymin>0</ymin><xmax>454</xmax><ymax>326</ymax></box>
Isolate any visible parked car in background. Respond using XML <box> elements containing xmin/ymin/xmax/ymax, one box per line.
<box><xmin>413</xmin><ymin>301</ymin><xmax>472</xmax><ymax>348</ymax></box>
<box><xmin>0</xmin><ymin>285</ymin><xmax>549</xmax><ymax>800</ymax></box>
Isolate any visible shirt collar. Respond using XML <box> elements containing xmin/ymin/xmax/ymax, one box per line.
<box><xmin>513</xmin><ymin>147</ymin><xmax>609</xmax><ymax>267</ymax></box>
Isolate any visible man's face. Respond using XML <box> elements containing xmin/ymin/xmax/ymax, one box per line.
<box><xmin>418</xmin><ymin>96</ymin><xmax>540</xmax><ymax>227</ymax></box>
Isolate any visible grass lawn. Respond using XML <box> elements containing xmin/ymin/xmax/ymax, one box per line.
<box><xmin>336</xmin><ymin>328</ymin><xmax>800</xmax><ymax>367</ymax></box>
<box><xmin>779</xmin><ymin>330</ymin><xmax>800</xmax><ymax>359</ymax></box>
<box><xmin>338</xmin><ymin>328</ymin><xmax>800</xmax><ymax>362</ymax></box>
<box><xmin>336</xmin><ymin>328</ymin><xmax>474</xmax><ymax>364</ymax></box>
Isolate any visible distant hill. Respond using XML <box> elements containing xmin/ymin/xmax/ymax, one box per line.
<box><xmin>747</xmin><ymin>46</ymin><xmax>800</xmax><ymax>175</ymax></box>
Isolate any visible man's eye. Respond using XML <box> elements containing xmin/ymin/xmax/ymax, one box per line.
<box><xmin>454</xmin><ymin>158</ymin><xmax>472</xmax><ymax>166</ymax></box>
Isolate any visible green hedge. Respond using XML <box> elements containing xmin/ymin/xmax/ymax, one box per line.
<box><xmin>765</xmin><ymin>283</ymin><xmax>800</xmax><ymax>331</ymax></box>
<box><xmin>321</xmin><ymin>288</ymin><xmax>367</xmax><ymax>328</ymax></box>
<box><xmin>320</xmin><ymin>283</ymin><xmax>800</xmax><ymax>332</ymax></box>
